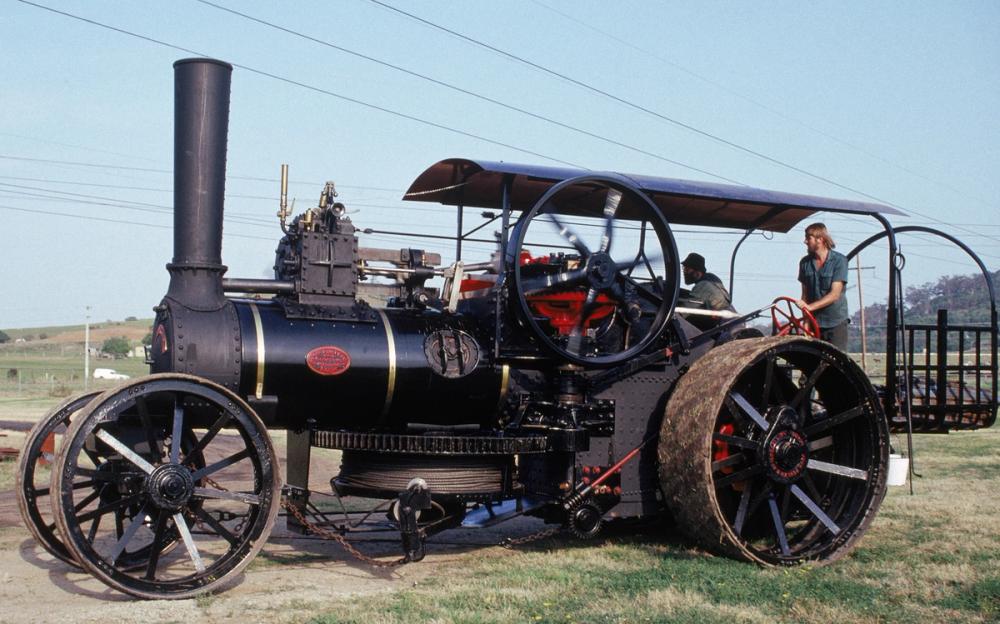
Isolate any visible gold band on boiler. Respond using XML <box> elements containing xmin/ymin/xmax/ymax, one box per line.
<box><xmin>497</xmin><ymin>364</ymin><xmax>510</xmax><ymax>409</ymax></box>
<box><xmin>249</xmin><ymin>303</ymin><xmax>265</xmax><ymax>399</ymax></box>
<box><xmin>377</xmin><ymin>309</ymin><xmax>396</xmax><ymax>417</ymax></box>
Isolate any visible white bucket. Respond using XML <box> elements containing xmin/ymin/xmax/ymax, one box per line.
<box><xmin>887</xmin><ymin>454</ymin><xmax>909</xmax><ymax>486</ymax></box>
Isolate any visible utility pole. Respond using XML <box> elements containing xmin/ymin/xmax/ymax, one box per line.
<box><xmin>84</xmin><ymin>306</ymin><xmax>90</xmax><ymax>390</ymax></box>
<box><xmin>851</xmin><ymin>258</ymin><xmax>875</xmax><ymax>372</ymax></box>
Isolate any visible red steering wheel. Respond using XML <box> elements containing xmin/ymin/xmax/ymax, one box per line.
<box><xmin>771</xmin><ymin>296</ymin><xmax>820</xmax><ymax>338</ymax></box>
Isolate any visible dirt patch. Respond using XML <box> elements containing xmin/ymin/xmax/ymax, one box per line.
<box><xmin>0</xmin><ymin>426</ymin><xmax>546</xmax><ymax>624</ymax></box>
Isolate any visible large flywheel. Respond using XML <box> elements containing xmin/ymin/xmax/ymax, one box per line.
<box><xmin>509</xmin><ymin>175</ymin><xmax>679</xmax><ymax>366</ymax></box>
<box><xmin>659</xmin><ymin>336</ymin><xmax>889</xmax><ymax>565</ymax></box>
<box><xmin>51</xmin><ymin>374</ymin><xmax>281</xmax><ymax>599</ymax></box>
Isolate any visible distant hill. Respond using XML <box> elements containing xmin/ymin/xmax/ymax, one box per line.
<box><xmin>0</xmin><ymin>318</ymin><xmax>153</xmax><ymax>350</ymax></box>
<box><xmin>850</xmin><ymin>270</ymin><xmax>999</xmax><ymax>351</ymax></box>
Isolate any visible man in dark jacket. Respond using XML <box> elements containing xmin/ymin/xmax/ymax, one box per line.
<box><xmin>681</xmin><ymin>252</ymin><xmax>735</xmax><ymax>313</ymax></box>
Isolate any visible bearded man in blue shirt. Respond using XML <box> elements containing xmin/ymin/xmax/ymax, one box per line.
<box><xmin>796</xmin><ymin>222</ymin><xmax>850</xmax><ymax>351</ymax></box>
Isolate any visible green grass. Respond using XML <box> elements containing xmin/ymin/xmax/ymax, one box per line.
<box><xmin>296</xmin><ymin>429</ymin><xmax>999</xmax><ymax>624</ymax></box>
<box><xmin>0</xmin><ymin>352</ymin><xmax>151</xmax><ymax>399</ymax></box>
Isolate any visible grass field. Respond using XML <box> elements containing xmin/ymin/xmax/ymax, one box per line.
<box><xmin>297</xmin><ymin>429</ymin><xmax>999</xmax><ymax>624</ymax></box>
<box><xmin>0</xmin><ymin>319</ymin><xmax>153</xmax><ymax>399</ymax></box>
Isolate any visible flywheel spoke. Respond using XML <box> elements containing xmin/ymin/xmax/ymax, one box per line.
<box><xmin>598</xmin><ymin>189</ymin><xmax>622</xmax><ymax>254</ymax></box>
<box><xmin>767</xmin><ymin>494</ymin><xmax>791</xmax><ymax>556</ymax></box>
<box><xmin>566</xmin><ymin>287</ymin><xmax>600</xmax><ymax>356</ymax></box>
<box><xmin>807</xmin><ymin>436</ymin><xmax>834</xmax><ymax>452</ymax></box>
<box><xmin>110</xmin><ymin>503</ymin><xmax>151</xmax><ymax>565</ymax></box>
<box><xmin>87</xmin><ymin>514</ymin><xmax>102</xmax><ymax>542</ymax></box>
<box><xmin>712</xmin><ymin>432</ymin><xmax>757</xmax><ymax>451</ymax></box>
<box><xmin>76</xmin><ymin>493</ymin><xmax>144</xmax><ymax>525</ymax></box>
<box><xmin>806</xmin><ymin>458</ymin><xmax>869</xmax><ymax>481</ymax></box>
<box><xmin>72</xmin><ymin>467</ymin><xmax>120</xmax><ymax>481</ymax></box>
<box><xmin>711</xmin><ymin>452</ymin><xmax>746</xmax><ymax>473</ymax></box>
<box><xmin>746</xmin><ymin>481</ymin><xmax>773</xmax><ymax>520</ymax></box>
<box><xmin>804</xmin><ymin>405</ymin><xmax>866</xmax><ymax>437</ymax></box>
<box><xmin>144</xmin><ymin>511</ymin><xmax>169</xmax><ymax>580</ymax></box>
<box><xmin>73</xmin><ymin>484</ymin><xmax>106</xmax><ymax>513</ymax></box>
<box><xmin>134</xmin><ymin>396</ymin><xmax>162</xmax><ymax>462</ymax></box>
<box><xmin>733</xmin><ymin>482</ymin><xmax>753</xmax><ymax>536</ymax></box>
<box><xmin>789</xmin><ymin>484</ymin><xmax>840</xmax><ymax>535</ymax></box>
<box><xmin>522</xmin><ymin>268</ymin><xmax>589</xmax><ymax>295</ymax></box>
<box><xmin>729</xmin><ymin>392</ymin><xmax>769</xmax><ymax>431</ymax></box>
<box><xmin>192</xmin><ymin>507</ymin><xmax>239</xmax><ymax>546</ymax></box>
<box><xmin>174</xmin><ymin>512</ymin><xmax>206</xmax><ymax>573</ymax></box>
<box><xmin>170</xmin><ymin>402</ymin><xmax>185</xmax><ymax>465</ymax></box>
<box><xmin>544</xmin><ymin>209</ymin><xmax>591</xmax><ymax>257</ymax></box>
<box><xmin>95</xmin><ymin>430</ymin><xmax>156</xmax><ymax>474</ymax></box>
<box><xmin>192</xmin><ymin>486</ymin><xmax>261</xmax><ymax>506</ymax></box>
<box><xmin>714</xmin><ymin>464</ymin><xmax>763</xmax><ymax>489</ymax></box>
<box><xmin>191</xmin><ymin>449</ymin><xmax>251</xmax><ymax>481</ymax></box>
<box><xmin>790</xmin><ymin>361</ymin><xmax>828</xmax><ymax>409</ymax></box>
<box><xmin>182</xmin><ymin>412</ymin><xmax>231</xmax><ymax>466</ymax></box>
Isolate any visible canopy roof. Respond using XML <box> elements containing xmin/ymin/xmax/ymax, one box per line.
<box><xmin>404</xmin><ymin>158</ymin><xmax>904</xmax><ymax>233</ymax></box>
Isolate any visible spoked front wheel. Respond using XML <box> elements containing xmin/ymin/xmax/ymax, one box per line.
<box><xmin>16</xmin><ymin>390</ymin><xmax>101</xmax><ymax>567</ymax></box>
<box><xmin>659</xmin><ymin>336</ymin><xmax>889</xmax><ymax>565</ymax></box>
<box><xmin>52</xmin><ymin>374</ymin><xmax>281</xmax><ymax>599</ymax></box>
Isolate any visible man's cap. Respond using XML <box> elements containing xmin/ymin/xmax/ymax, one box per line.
<box><xmin>681</xmin><ymin>252</ymin><xmax>706</xmax><ymax>273</ymax></box>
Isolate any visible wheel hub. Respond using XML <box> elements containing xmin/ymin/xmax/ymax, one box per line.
<box><xmin>764</xmin><ymin>428</ymin><xmax>808</xmax><ymax>483</ymax></box>
<box><xmin>586</xmin><ymin>253</ymin><xmax>617</xmax><ymax>289</ymax></box>
<box><xmin>147</xmin><ymin>464</ymin><xmax>195</xmax><ymax>511</ymax></box>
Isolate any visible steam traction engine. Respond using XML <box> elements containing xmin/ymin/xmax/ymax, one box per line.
<box><xmin>17</xmin><ymin>59</ymin><xmax>902</xmax><ymax>599</ymax></box>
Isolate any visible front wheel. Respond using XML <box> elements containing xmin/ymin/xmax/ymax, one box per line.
<box><xmin>658</xmin><ymin>336</ymin><xmax>888</xmax><ymax>565</ymax></box>
<box><xmin>52</xmin><ymin>374</ymin><xmax>281</xmax><ymax>599</ymax></box>
<box><xmin>16</xmin><ymin>390</ymin><xmax>101</xmax><ymax>567</ymax></box>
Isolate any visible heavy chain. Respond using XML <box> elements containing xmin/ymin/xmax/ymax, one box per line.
<box><xmin>282</xmin><ymin>500</ymin><xmax>408</xmax><ymax>568</ymax></box>
<box><xmin>199</xmin><ymin>477</ymin><xmax>406</xmax><ymax>568</ymax></box>
<box><xmin>501</xmin><ymin>525</ymin><xmax>563</xmax><ymax>549</ymax></box>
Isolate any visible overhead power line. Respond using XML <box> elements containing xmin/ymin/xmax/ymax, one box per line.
<box><xmin>527</xmin><ymin>0</ymin><xmax>996</xmax><ymax>212</ymax></box>
<box><xmin>364</xmin><ymin>0</ymin><xmax>1000</xmax><ymax>246</ymax></box>
<box><xmin>0</xmin><ymin>182</ymin><xmax>275</xmax><ymax>224</ymax></box>
<box><xmin>14</xmin><ymin>1</ymin><xmax>999</xmax><ymax>247</ymax></box>
<box><xmin>0</xmin><ymin>131</ymin><xmax>160</xmax><ymax>163</ymax></box>
<box><xmin>0</xmin><ymin>155</ymin><xmax>404</xmax><ymax>193</ymax></box>
<box><xmin>0</xmin><ymin>204</ymin><xmax>273</xmax><ymax>240</ymax></box>
<box><xmin>15</xmin><ymin>0</ymin><xmax>586</xmax><ymax>169</ymax></box>
<box><xmin>195</xmin><ymin>0</ymin><xmax>743</xmax><ymax>185</ymax></box>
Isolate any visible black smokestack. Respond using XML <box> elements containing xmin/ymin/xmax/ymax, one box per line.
<box><xmin>166</xmin><ymin>58</ymin><xmax>232</xmax><ymax>311</ymax></box>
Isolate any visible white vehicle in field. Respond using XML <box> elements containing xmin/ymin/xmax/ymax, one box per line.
<box><xmin>92</xmin><ymin>368</ymin><xmax>130</xmax><ymax>380</ymax></box>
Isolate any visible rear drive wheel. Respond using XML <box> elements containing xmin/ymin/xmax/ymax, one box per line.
<box><xmin>659</xmin><ymin>336</ymin><xmax>888</xmax><ymax>565</ymax></box>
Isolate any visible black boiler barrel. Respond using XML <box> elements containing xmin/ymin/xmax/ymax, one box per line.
<box><xmin>234</xmin><ymin>301</ymin><xmax>505</xmax><ymax>430</ymax></box>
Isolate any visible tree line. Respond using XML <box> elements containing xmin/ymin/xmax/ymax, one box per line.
<box><xmin>848</xmin><ymin>270</ymin><xmax>999</xmax><ymax>352</ymax></box>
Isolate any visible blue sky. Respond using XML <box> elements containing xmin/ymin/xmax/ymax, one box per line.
<box><xmin>1</xmin><ymin>0</ymin><xmax>998</xmax><ymax>329</ymax></box>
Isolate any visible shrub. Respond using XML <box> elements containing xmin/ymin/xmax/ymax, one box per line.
<box><xmin>101</xmin><ymin>336</ymin><xmax>131</xmax><ymax>358</ymax></box>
